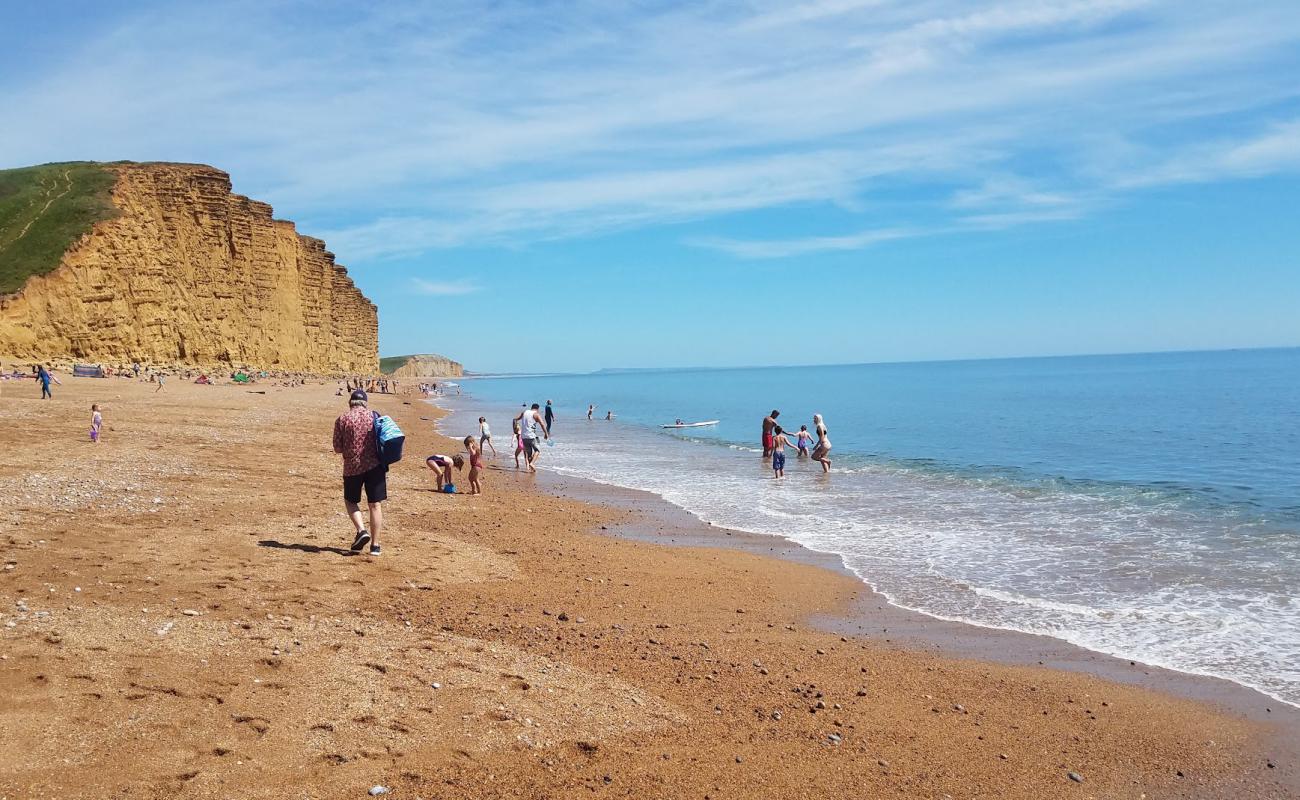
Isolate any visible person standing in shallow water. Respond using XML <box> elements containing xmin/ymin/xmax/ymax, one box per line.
<box><xmin>514</xmin><ymin>403</ymin><xmax>551</xmax><ymax>473</ymax></box>
<box><xmin>761</xmin><ymin>410</ymin><xmax>780</xmax><ymax>458</ymax></box>
<box><xmin>544</xmin><ymin>400</ymin><xmax>555</xmax><ymax>432</ymax></box>
<box><xmin>811</xmin><ymin>413</ymin><xmax>832</xmax><ymax>473</ymax></box>
<box><xmin>333</xmin><ymin>389</ymin><xmax>386</xmax><ymax>556</ymax></box>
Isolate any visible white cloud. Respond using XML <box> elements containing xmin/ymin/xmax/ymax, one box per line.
<box><xmin>1113</xmin><ymin>119</ymin><xmax>1300</xmax><ymax>189</ymax></box>
<box><xmin>409</xmin><ymin>278</ymin><xmax>480</xmax><ymax>296</ymax></box>
<box><xmin>692</xmin><ymin>227</ymin><xmax>920</xmax><ymax>259</ymax></box>
<box><xmin>2</xmin><ymin>0</ymin><xmax>1299</xmax><ymax>261</ymax></box>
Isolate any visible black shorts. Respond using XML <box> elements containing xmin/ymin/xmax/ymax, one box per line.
<box><xmin>523</xmin><ymin>438</ymin><xmax>541</xmax><ymax>458</ymax></box>
<box><xmin>343</xmin><ymin>464</ymin><xmax>388</xmax><ymax>504</ymax></box>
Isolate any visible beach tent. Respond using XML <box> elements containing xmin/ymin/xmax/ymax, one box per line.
<box><xmin>232</xmin><ymin>372</ymin><xmax>251</xmax><ymax>383</ymax></box>
<box><xmin>72</xmin><ymin>364</ymin><xmax>105</xmax><ymax>378</ymax></box>
<box><xmin>194</xmin><ymin>374</ymin><xmax>211</xmax><ymax>385</ymax></box>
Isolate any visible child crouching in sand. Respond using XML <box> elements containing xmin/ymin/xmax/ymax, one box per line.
<box><xmin>90</xmin><ymin>404</ymin><xmax>102</xmax><ymax>443</ymax></box>
<box><xmin>462</xmin><ymin>436</ymin><xmax>484</xmax><ymax>495</ymax></box>
<box><xmin>425</xmin><ymin>453</ymin><xmax>465</xmax><ymax>492</ymax></box>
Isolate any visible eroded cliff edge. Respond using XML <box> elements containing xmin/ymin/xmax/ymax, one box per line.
<box><xmin>0</xmin><ymin>162</ymin><xmax>378</xmax><ymax>373</ymax></box>
<box><xmin>381</xmin><ymin>353</ymin><xmax>464</xmax><ymax>378</ymax></box>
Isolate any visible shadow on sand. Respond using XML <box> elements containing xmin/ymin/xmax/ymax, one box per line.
<box><xmin>258</xmin><ymin>539</ymin><xmax>354</xmax><ymax>557</ymax></box>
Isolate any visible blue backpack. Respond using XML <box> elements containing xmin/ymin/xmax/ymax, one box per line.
<box><xmin>372</xmin><ymin>412</ymin><xmax>405</xmax><ymax>465</ymax></box>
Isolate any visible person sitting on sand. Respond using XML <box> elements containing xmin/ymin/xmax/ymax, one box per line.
<box><xmin>479</xmin><ymin>416</ymin><xmax>497</xmax><ymax>456</ymax></box>
<box><xmin>332</xmin><ymin>389</ymin><xmax>386</xmax><ymax>556</ymax></box>
<box><xmin>425</xmin><ymin>453</ymin><xmax>465</xmax><ymax>492</ymax></box>
<box><xmin>462</xmin><ymin>436</ymin><xmax>484</xmax><ymax>495</ymax></box>
<box><xmin>811</xmin><ymin>413</ymin><xmax>832</xmax><ymax>473</ymax></box>
<box><xmin>90</xmin><ymin>404</ymin><xmax>103</xmax><ymax>443</ymax></box>
<box><xmin>795</xmin><ymin>425</ymin><xmax>812</xmax><ymax>457</ymax></box>
<box><xmin>771</xmin><ymin>426</ymin><xmax>792</xmax><ymax>478</ymax></box>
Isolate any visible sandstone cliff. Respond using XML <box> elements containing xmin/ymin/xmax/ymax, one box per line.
<box><xmin>382</xmin><ymin>353</ymin><xmax>464</xmax><ymax>378</ymax></box>
<box><xmin>0</xmin><ymin>163</ymin><xmax>377</xmax><ymax>373</ymax></box>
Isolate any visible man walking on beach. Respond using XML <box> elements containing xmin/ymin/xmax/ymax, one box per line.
<box><xmin>333</xmin><ymin>389</ymin><xmax>386</xmax><ymax>556</ymax></box>
<box><xmin>761</xmin><ymin>410</ymin><xmax>780</xmax><ymax>458</ymax></box>
<box><xmin>544</xmin><ymin>400</ymin><xmax>555</xmax><ymax>431</ymax></box>
<box><xmin>514</xmin><ymin>403</ymin><xmax>550</xmax><ymax>472</ymax></box>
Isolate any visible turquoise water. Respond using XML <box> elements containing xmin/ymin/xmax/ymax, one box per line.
<box><xmin>440</xmin><ymin>348</ymin><xmax>1300</xmax><ymax>705</ymax></box>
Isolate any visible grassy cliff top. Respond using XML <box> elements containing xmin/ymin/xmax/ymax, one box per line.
<box><xmin>378</xmin><ymin>355</ymin><xmax>411</xmax><ymax>374</ymax></box>
<box><xmin>379</xmin><ymin>354</ymin><xmax>460</xmax><ymax>374</ymax></box>
<box><xmin>0</xmin><ymin>162</ymin><xmax>120</xmax><ymax>294</ymax></box>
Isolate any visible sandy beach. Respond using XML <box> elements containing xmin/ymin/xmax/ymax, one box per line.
<box><xmin>1</xmin><ymin>377</ymin><xmax>1294</xmax><ymax>799</ymax></box>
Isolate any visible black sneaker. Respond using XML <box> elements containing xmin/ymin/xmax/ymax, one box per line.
<box><xmin>369</xmin><ymin>544</ymin><xmax>382</xmax><ymax>557</ymax></box>
<box><xmin>350</xmin><ymin>529</ymin><xmax>371</xmax><ymax>552</ymax></box>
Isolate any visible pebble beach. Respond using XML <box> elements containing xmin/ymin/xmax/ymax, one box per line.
<box><xmin>0</xmin><ymin>377</ymin><xmax>1294</xmax><ymax>799</ymax></box>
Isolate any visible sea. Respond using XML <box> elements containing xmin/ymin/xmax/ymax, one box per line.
<box><xmin>433</xmin><ymin>348</ymin><xmax>1300</xmax><ymax>707</ymax></box>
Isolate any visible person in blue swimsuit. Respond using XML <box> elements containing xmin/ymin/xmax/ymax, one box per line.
<box><xmin>37</xmin><ymin>365</ymin><xmax>55</xmax><ymax>399</ymax></box>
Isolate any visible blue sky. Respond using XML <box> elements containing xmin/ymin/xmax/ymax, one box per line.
<box><xmin>3</xmin><ymin>0</ymin><xmax>1299</xmax><ymax>373</ymax></box>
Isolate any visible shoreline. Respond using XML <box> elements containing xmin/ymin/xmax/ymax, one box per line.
<box><xmin>537</xmin><ymin>471</ymin><xmax>1300</xmax><ymax>768</ymax></box>
<box><xmin>1</xmin><ymin>379</ymin><xmax>1293</xmax><ymax>798</ymax></box>
<box><xmin>434</xmin><ymin>397</ymin><xmax>1299</xmax><ymax>792</ymax></box>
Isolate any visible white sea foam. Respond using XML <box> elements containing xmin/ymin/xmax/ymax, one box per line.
<box><xmin>438</xmin><ymin>396</ymin><xmax>1300</xmax><ymax>708</ymax></box>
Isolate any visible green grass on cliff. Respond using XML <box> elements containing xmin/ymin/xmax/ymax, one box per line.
<box><xmin>0</xmin><ymin>162</ymin><xmax>120</xmax><ymax>294</ymax></box>
<box><xmin>379</xmin><ymin>355</ymin><xmax>413</xmax><ymax>374</ymax></box>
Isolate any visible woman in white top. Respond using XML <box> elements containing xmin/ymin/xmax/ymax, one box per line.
<box><xmin>811</xmin><ymin>413</ymin><xmax>832</xmax><ymax>473</ymax></box>
<box><xmin>478</xmin><ymin>417</ymin><xmax>497</xmax><ymax>456</ymax></box>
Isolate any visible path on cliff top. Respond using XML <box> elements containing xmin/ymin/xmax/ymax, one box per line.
<box><xmin>9</xmin><ymin>168</ymin><xmax>73</xmax><ymax>245</ymax></box>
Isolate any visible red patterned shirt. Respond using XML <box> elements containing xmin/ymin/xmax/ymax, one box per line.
<box><xmin>333</xmin><ymin>405</ymin><xmax>379</xmax><ymax>476</ymax></box>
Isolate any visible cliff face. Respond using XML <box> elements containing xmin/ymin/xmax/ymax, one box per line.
<box><xmin>385</xmin><ymin>353</ymin><xmax>464</xmax><ymax>378</ymax></box>
<box><xmin>0</xmin><ymin>163</ymin><xmax>377</xmax><ymax>373</ymax></box>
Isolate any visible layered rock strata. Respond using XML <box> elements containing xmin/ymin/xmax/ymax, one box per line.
<box><xmin>0</xmin><ymin>163</ymin><xmax>377</xmax><ymax>373</ymax></box>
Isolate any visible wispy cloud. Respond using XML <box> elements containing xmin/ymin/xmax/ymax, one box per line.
<box><xmin>692</xmin><ymin>227</ymin><xmax>920</xmax><ymax>259</ymax></box>
<box><xmin>409</xmin><ymin>278</ymin><xmax>479</xmax><ymax>296</ymax></box>
<box><xmin>2</xmin><ymin>1</ymin><xmax>1299</xmax><ymax>260</ymax></box>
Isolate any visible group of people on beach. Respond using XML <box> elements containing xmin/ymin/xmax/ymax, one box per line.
<box><xmin>331</xmin><ymin>391</ymin><xmax>561</xmax><ymax>556</ymax></box>
<box><xmin>762</xmin><ymin>409</ymin><xmax>831</xmax><ymax>476</ymax></box>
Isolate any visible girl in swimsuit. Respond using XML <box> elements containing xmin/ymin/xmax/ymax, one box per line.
<box><xmin>795</xmin><ymin>425</ymin><xmax>812</xmax><ymax>457</ymax></box>
<box><xmin>463</xmin><ymin>436</ymin><xmax>484</xmax><ymax>495</ymax></box>
<box><xmin>425</xmin><ymin>453</ymin><xmax>465</xmax><ymax>491</ymax></box>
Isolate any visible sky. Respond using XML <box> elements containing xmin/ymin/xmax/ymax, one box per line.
<box><xmin>2</xmin><ymin>0</ymin><xmax>1299</xmax><ymax>373</ymax></box>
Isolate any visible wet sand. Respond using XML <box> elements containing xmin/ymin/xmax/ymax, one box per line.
<box><xmin>0</xmin><ymin>378</ymin><xmax>1293</xmax><ymax>799</ymax></box>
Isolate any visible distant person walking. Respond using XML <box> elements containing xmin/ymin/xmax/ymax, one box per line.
<box><xmin>514</xmin><ymin>403</ymin><xmax>550</xmax><ymax>473</ymax></box>
<box><xmin>37</xmin><ymin>365</ymin><xmax>55</xmax><ymax>399</ymax></box>
<box><xmin>811</xmin><ymin>413</ymin><xmax>832</xmax><ymax>473</ymax></box>
<box><xmin>332</xmin><ymin>389</ymin><xmax>386</xmax><ymax>556</ymax></box>
<box><xmin>478</xmin><ymin>416</ymin><xmax>497</xmax><ymax>456</ymax></box>
<box><xmin>155</xmin><ymin>373</ymin><xmax>166</xmax><ymax>393</ymax></box>
<box><xmin>544</xmin><ymin>400</ymin><xmax>555</xmax><ymax>431</ymax></box>
<box><xmin>761</xmin><ymin>410</ymin><xmax>780</xmax><ymax>458</ymax></box>
<box><xmin>90</xmin><ymin>404</ymin><xmax>103</xmax><ymax>443</ymax></box>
